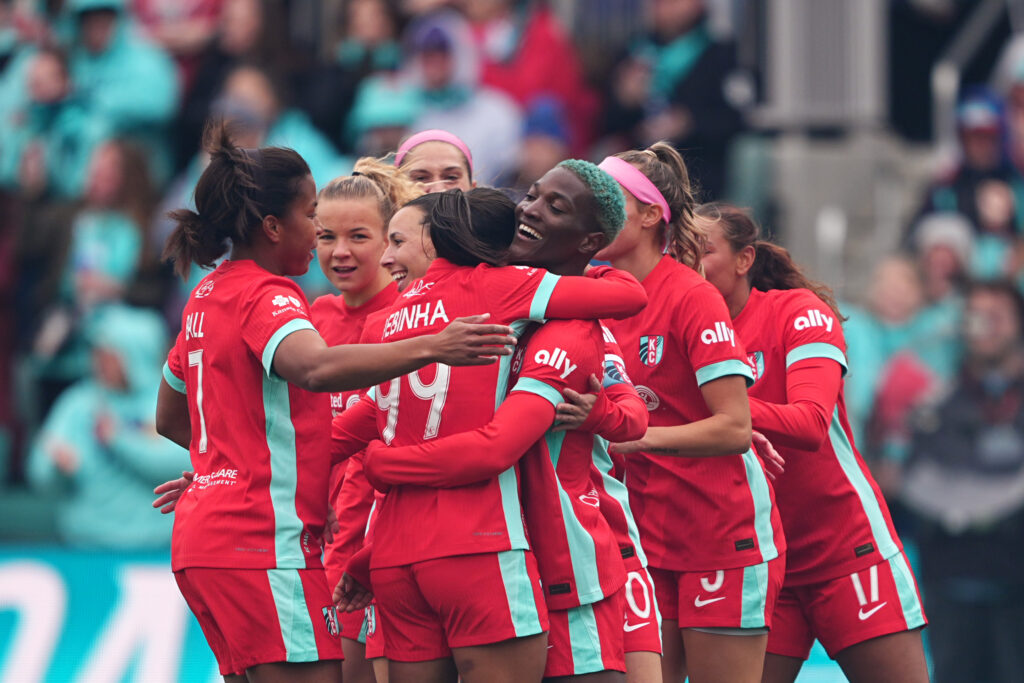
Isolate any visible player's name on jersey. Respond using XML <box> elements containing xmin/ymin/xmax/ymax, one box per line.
<box><xmin>185</xmin><ymin>312</ymin><xmax>206</xmax><ymax>340</ymax></box>
<box><xmin>382</xmin><ymin>299</ymin><xmax>450</xmax><ymax>339</ymax></box>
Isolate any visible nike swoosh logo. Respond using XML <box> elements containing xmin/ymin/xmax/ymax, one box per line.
<box><xmin>623</xmin><ymin>621</ymin><xmax>650</xmax><ymax>632</ymax></box>
<box><xmin>694</xmin><ymin>595</ymin><xmax>726</xmax><ymax>608</ymax></box>
<box><xmin>858</xmin><ymin>602</ymin><xmax>887</xmax><ymax>620</ymax></box>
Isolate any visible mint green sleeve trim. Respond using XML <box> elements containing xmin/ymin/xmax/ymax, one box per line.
<box><xmin>528</xmin><ymin>272</ymin><xmax>561</xmax><ymax>321</ymax></box>
<box><xmin>695</xmin><ymin>359</ymin><xmax>754</xmax><ymax>387</ymax></box>
<box><xmin>262</xmin><ymin>318</ymin><xmax>316</xmax><ymax>377</ymax></box>
<box><xmin>162</xmin><ymin>362</ymin><xmax>186</xmax><ymax>393</ymax></box>
<box><xmin>786</xmin><ymin>342</ymin><xmax>848</xmax><ymax>376</ymax></box>
<box><xmin>510</xmin><ymin>377</ymin><xmax>564</xmax><ymax>410</ymax></box>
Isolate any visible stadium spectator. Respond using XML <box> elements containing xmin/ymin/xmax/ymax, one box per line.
<box><xmin>462</xmin><ymin>0</ymin><xmax>598</xmax><ymax>157</ymax></box>
<box><xmin>913</xmin><ymin>88</ymin><xmax>1019</xmax><ymax>241</ymax></box>
<box><xmin>386</xmin><ymin>10</ymin><xmax>524</xmax><ymax>184</ymax></box>
<box><xmin>0</xmin><ymin>46</ymin><xmax>98</xmax><ymax>199</ymax></box>
<box><xmin>64</xmin><ymin>0</ymin><xmax>180</xmax><ymax>184</ymax></box>
<box><xmin>28</xmin><ymin>140</ymin><xmax>152</xmax><ymax>417</ymax></box>
<box><xmin>510</xmin><ymin>96</ymin><xmax>572</xmax><ymax>192</ymax></box>
<box><xmin>904</xmin><ymin>279</ymin><xmax>1024</xmax><ymax>683</ymax></box>
<box><xmin>27</xmin><ymin>304</ymin><xmax>187</xmax><ymax>549</ymax></box>
<box><xmin>131</xmin><ymin>0</ymin><xmax>222</xmax><ymax>89</ymax></box>
<box><xmin>600</xmin><ymin>0</ymin><xmax>743</xmax><ymax>199</ymax></box>
<box><xmin>302</xmin><ymin>0</ymin><xmax>403</xmax><ymax>153</ymax></box>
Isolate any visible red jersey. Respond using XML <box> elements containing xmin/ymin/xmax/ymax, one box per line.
<box><xmin>365</xmin><ymin>258</ymin><xmax>646</xmax><ymax>569</ymax></box>
<box><xmin>736</xmin><ymin>288</ymin><xmax>902</xmax><ymax>585</ymax></box>
<box><xmin>510</xmin><ymin>319</ymin><xmax>627</xmax><ymax>610</ymax></box>
<box><xmin>606</xmin><ymin>256</ymin><xmax>783</xmax><ymax>572</ymax></box>
<box><xmin>163</xmin><ymin>260</ymin><xmax>328</xmax><ymax>571</ymax></box>
<box><xmin>312</xmin><ymin>284</ymin><xmax>398</xmax><ymax>585</ymax></box>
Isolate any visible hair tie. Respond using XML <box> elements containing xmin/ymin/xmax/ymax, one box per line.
<box><xmin>598</xmin><ymin>156</ymin><xmax>672</xmax><ymax>224</ymax></box>
<box><xmin>394</xmin><ymin>129</ymin><xmax>474</xmax><ymax>172</ymax></box>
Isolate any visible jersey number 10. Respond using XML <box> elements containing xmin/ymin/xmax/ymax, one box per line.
<box><xmin>376</xmin><ymin>364</ymin><xmax>452</xmax><ymax>444</ymax></box>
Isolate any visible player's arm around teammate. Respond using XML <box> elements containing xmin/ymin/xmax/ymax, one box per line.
<box><xmin>697</xmin><ymin>204</ymin><xmax>928</xmax><ymax>683</ymax></box>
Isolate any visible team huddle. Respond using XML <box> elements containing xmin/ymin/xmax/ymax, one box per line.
<box><xmin>152</xmin><ymin>124</ymin><xmax>930</xmax><ymax>683</ymax></box>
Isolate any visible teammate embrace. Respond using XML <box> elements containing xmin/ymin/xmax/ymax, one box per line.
<box><xmin>155</xmin><ymin>126</ymin><xmax>928</xmax><ymax>683</ymax></box>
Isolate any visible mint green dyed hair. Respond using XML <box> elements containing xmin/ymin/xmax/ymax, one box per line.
<box><xmin>557</xmin><ymin>159</ymin><xmax>626</xmax><ymax>242</ymax></box>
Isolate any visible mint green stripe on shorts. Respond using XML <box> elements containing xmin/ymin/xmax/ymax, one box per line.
<box><xmin>566</xmin><ymin>603</ymin><xmax>607</xmax><ymax>674</ymax></box>
<box><xmin>496</xmin><ymin>550</ymin><xmax>545</xmax><ymax>638</ymax></box>
<box><xmin>889</xmin><ymin>553</ymin><xmax>927</xmax><ymax>629</ymax></box>
<box><xmin>266</xmin><ymin>569</ymin><xmax>319</xmax><ymax>662</ymax></box>
<box><xmin>739</xmin><ymin>561</ymin><xmax>770</xmax><ymax>629</ymax></box>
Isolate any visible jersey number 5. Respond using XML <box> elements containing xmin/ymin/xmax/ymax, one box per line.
<box><xmin>376</xmin><ymin>364</ymin><xmax>451</xmax><ymax>444</ymax></box>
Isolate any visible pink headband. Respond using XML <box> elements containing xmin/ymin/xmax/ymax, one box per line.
<box><xmin>598</xmin><ymin>156</ymin><xmax>671</xmax><ymax>224</ymax></box>
<box><xmin>394</xmin><ymin>130</ymin><xmax>474</xmax><ymax>173</ymax></box>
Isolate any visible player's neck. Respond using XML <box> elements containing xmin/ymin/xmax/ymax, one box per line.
<box><xmin>231</xmin><ymin>242</ymin><xmax>283</xmax><ymax>275</ymax></box>
<box><xmin>726</xmin><ymin>284</ymin><xmax>751</xmax><ymax>320</ymax></box>
<box><xmin>343</xmin><ymin>269</ymin><xmax>393</xmax><ymax>308</ymax></box>
<box><xmin>609</xmin><ymin>240</ymin><xmax>662</xmax><ymax>283</ymax></box>
<box><xmin>548</xmin><ymin>254</ymin><xmax>591</xmax><ymax>277</ymax></box>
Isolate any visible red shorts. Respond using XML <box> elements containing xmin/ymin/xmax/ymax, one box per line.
<box><xmin>339</xmin><ymin>606</ymin><xmax>366</xmax><ymax>643</ymax></box>
<box><xmin>768</xmin><ymin>551</ymin><xmax>928</xmax><ymax>659</ymax></box>
<box><xmin>651</xmin><ymin>555</ymin><xmax>785</xmax><ymax>630</ymax></box>
<box><xmin>622</xmin><ymin>568</ymin><xmax>662</xmax><ymax>654</ymax></box>
<box><xmin>175</xmin><ymin>567</ymin><xmax>343</xmax><ymax>676</ymax></box>
<box><xmin>364</xmin><ymin>603</ymin><xmax>385</xmax><ymax>659</ymax></box>
<box><xmin>546</xmin><ymin>591</ymin><xmax>626</xmax><ymax>677</ymax></box>
<box><xmin>370</xmin><ymin>550</ymin><xmax>548</xmax><ymax>662</ymax></box>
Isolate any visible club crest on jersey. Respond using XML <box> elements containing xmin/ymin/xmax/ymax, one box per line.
<box><xmin>401</xmin><ymin>280</ymin><xmax>435</xmax><ymax>298</ymax></box>
<box><xmin>639</xmin><ymin>335</ymin><xmax>664</xmax><ymax>366</ymax></box>
<box><xmin>322</xmin><ymin>606</ymin><xmax>340</xmax><ymax>637</ymax></box>
<box><xmin>194</xmin><ymin>279</ymin><xmax>215</xmax><ymax>298</ymax></box>
<box><xmin>746</xmin><ymin>351</ymin><xmax>764</xmax><ymax>384</ymax></box>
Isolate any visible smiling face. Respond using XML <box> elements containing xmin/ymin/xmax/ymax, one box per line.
<box><xmin>401</xmin><ymin>141</ymin><xmax>474</xmax><ymax>193</ymax></box>
<box><xmin>276</xmin><ymin>175</ymin><xmax>318</xmax><ymax>276</ymax></box>
<box><xmin>381</xmin><ymin>205</ymin><xmax>435</xmax><ymax>290</ymax></box>
<box><xmin>508</xmin><ymin>167</ymin><xmax>604</xmax><ymax>274</ymax></box>
<box><xmin>699</xmin><ymin>214</ymin><xmax>742</xmax><ymax>297</ymax></box>
<box><xmin>315</xmin><ymin>196</ymin><xmax>389</xmax><ymax>299</ymax></box>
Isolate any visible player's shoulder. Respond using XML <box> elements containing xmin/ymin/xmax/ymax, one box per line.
<box><xmin>310</xmin><ymin>293</ymin><xmax>342</xmax><ymax>318</ymax></box>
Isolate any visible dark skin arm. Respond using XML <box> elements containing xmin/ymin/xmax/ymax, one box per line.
<box><xmin>155</xmin><ymin>379</ymin><xmax>191</xmax><ymax>449</ymax></box>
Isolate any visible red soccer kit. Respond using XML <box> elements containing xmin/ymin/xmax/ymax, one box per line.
<box><xmin>736</xmin><ymin>287</ymin><xmax>902</xmax><ymax>583</ymax></box>
<box><xmin>605</xmin><ymin>255</ymin><xmax>784</xmax><ymax>573</ymax></box>
<box><xmin>163</xmin><ymin>259</ymin><xmax>330</xmax><ymax>571</ymax></box>
<box><xmin>362</xmin><ymin>257</ymin><xmax>646</xmax><ymax>571</ymax></box>
<box><xmin>311</xmin><ymin>283</ymin><xmax>397</xmax><ymax>637</ymax></box>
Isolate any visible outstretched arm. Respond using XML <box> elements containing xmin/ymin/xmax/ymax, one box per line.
<box><xmin>748</xmin><ymin>358</ymin><xmax>841</xmax><ymax>451</ymax></box>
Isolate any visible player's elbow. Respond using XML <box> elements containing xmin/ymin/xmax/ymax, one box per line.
<box><xmin>722</xmin><ymin>414</ymin><xmax>752</xmax><ymax>454</ymax></box>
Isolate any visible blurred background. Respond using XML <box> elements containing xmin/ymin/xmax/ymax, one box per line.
<box><xmin>2</xmin><ymin>0</ymin><xmax>1024</xmax><ymax>680</ymax></box>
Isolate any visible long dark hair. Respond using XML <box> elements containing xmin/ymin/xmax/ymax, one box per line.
<box><xmin>424</xmin><ymin>188</ymin><xmax>516</xmax><ymax>267</ymax></box>
<box><xmin>162</xmin><ymin>120</ymin><xmax>311</xmax><ymax>278</ymax></box>
<box><xmin>697</xmin><ymin>202</ymin><xmax>845</xmax><ymax>319</ymax></box>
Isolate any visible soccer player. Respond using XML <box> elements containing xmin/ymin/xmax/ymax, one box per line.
<box><xmin>311</xmin><ymin>158</ymin><xmax>420</xmax><ymax>683</ymax></box>
<box><xmin>597</xmin><ymin>143</ymin><xmax>785</xmax><ymax>683</ymax></box>
<box><xmin>329</xmin><ymin>186</ymin><xmax>649</xmax><ymax>683</ymax></box>
<box><xmin>394</xmin><ymin>129</ymin><xmax>475</xmax><ymax>193</ymax></box>
<box><xmin>361</xmin><ymin>161</ymin><xmax>650</xmax><ymax>682</ymax></box>
<box><xmin>697</xmin><ymin>203</ymin><xmax>928</xmax><ymax>683</ymax></box>
<box><xmin>154</xmin><ymin>123</ymin><xmax>517</xmax><ymax>683</ymax></box>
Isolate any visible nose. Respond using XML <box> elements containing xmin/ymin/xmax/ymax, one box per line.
<box><xmin>518</xmin><ymin>197</ymin><xmax>541</xmax><ymax>222</ymax></box>
<box><xmin>332</xmin><ymin>238</ymin><xmax>352</xmax><ymax>260</ymax></box>
<box><xmin>380</xmin><ymin>246</ymin><xmax>395</xmax><ymax>267</ymax></box>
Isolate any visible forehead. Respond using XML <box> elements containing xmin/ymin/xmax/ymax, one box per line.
<box><xmin>316</xmin><ymin>196</ymin><xmax>383</xmax><ymax>230</ymax></box>
<box><xmin>403</xmin><ymin>141</ymin><xmax>468</xmax><ymax>173</ymax></box>
<box><xmin>535</xmin><ymin>167</ymin><xmax>588</xmax><ymax>202</ymax></box>
<box><xmin>295</xmin><ymin>175</ymin><xmax>317</xmax><ymax>203</ymax></box>
<box><xmin>389</xmin><ymin>205</ymin><xmax>426</xmax><ymax>235</ymax></box>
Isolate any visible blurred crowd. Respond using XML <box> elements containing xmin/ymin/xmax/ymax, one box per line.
<box><xmin>2</xmin><ymin>1</ymin><xmax>1024</xmax><ymax>672</ymax></box>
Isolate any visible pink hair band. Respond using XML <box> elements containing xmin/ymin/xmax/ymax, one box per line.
<box><xmin>598</xmin><ymin>156</ymin><xmax>671</xmax><ymax>224</ymax></box>
<box><xmin>394</xmin><ymin>129</ymin><xmax>474</xmax><ymax>172</ymax></box>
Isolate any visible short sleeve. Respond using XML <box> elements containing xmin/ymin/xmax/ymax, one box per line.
<box><xmin>163</xmin><ymin>330</ymin><xmax>186</xmax><ymax>393</ymax></box>
<box><xmin>680</xmin><ymin>282</ymin><xmax>754</xmax><ymax>387</ymax></box>
<box><xmin>600</xmin><ymin>325</ymin><xmax>633</xmax><ymax>389</ymax></box>
<box><xmin>778</xmin><ymin>290</ymin><xmax>848</xmax><ymax>375</ymax></box>
<box><xmin>481</xmin><ymin>265</ymin><xmax>561</xmax><ymax>322</ymax></box>
<box><xmin>239</xmin><ymin>278</ymin><xmax>317</xmax><ymax>375</ymax></box>
<box><xmin>510</xmin><ymin>320</ymin><xmax>600</xmax><ymax>408</ymax></box>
